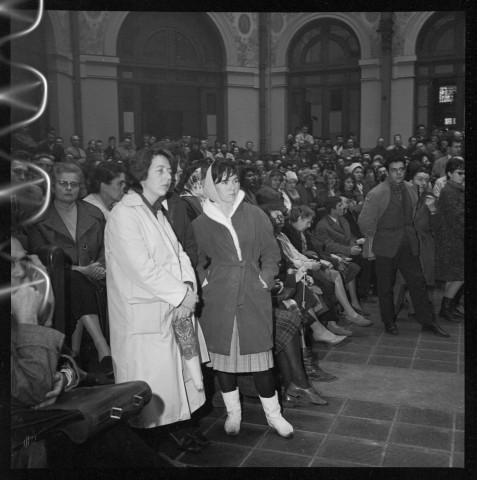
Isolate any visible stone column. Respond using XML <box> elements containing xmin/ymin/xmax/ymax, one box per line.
<box><xmin>79</xmin><ymin>55</ymin><xmax>120</xmax><ymax>143</ymax></box>
<box><xmin>390</xmin><ymin>55</ymin><xmax>417</xmax><ymax>142</ymax></box>
<box><xmin>359</xmin><ymin>59</ymin><xmax>382</xmax><ymax>151</ymax></box>
<box><xmin>224</xmin><ymin>67</ymin><xmax>260</xmax><ymax>148</ymax></box>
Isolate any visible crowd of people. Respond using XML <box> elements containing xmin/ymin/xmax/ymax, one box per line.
<box><xmin>10</xmin><ymin>122</ymin><xmax>465</xmax><ymax>467</ymax></box>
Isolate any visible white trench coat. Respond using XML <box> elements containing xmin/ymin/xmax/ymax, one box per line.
<box><xmin>105</xmin><ymin>191</ymin><xmax>208</xmax><ymax>428</ymax></box>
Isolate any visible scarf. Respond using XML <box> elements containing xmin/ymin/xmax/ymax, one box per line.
<box><xmin>202</xmin><ymin>165</ymin><xmax>245</xmax><ymax>260</ymax></box>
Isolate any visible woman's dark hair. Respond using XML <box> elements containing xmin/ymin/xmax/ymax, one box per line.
<box><xmin>411</xmin><ymin>165</ymin><xmax>431</xmax><ymax>180</ymax></box>
<box><xmin>445</xmin><ymin>157</ymin><xmax>465</xmax><ymax>177</ymax></box>
<box><xmin>211</xmin><ymin>159</ymin><xmax>239</xmax><ymax>184</ymax></box>
<box><xmin>269</xmin><ymin>169</ymin><xmax>285</xmax><ymax>180</ymax></box>
<box><xmin>128</xmin><ymin>148</ymin><xmax>173</xmax><ymax>192</ymax></box>
<box><xmin>90</xmin><ymin>162</ymin><xmax>125</xmax><ymax>193</ymax></box>
<box><xmin>324</xmin><ymin>196</ymin><xmax>343</xmax><ymax>214</ymax></box>
<box><xmin>289</xmin><ymin>205</ymin><xmax>314</xmax><ymax>223</ymax></box>
<box><xmin>363</xmin><ymin>165</ymin><xmax>375</xmax><ymax>180</ymax></box>
<box><xmin>406</xmin><ymin>160</ymin><xmax>429</xmax><ymax>182</ymax></box>
<box><xmin>238</xmin><ymin>165</ymin><xmax>258</xmax><ymax>184</ymax></box>
<box><xmin>340</xmin><ymin>174</ymin><xmax>356</xmax><ymax>192</ymax></box>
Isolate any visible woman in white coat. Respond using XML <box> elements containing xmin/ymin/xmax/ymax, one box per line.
<box><xmin>105</xmin><ymin>148</ymin><xmax>208</xmax><ymax>447</ymax></box>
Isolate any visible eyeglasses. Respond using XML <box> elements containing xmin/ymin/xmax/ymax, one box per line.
<box><xmin>12</xmin><ymin>168</ymin><xmax>28</xmax><ymax>176</ymax></box>
<box><xmin>57</xmin><ymin>180</ymin><xmax>80</xmax><ymax>188</ymax></box>
<box><xmin>389</xmin><ymin>167</ymin><xmax>405</xmax><ymax>173</ymax></box>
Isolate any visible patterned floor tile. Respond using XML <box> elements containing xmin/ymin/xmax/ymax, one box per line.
<box><xmin>368</xmin><ymin>355</ymin><xmax>413</xmax><ymax>368</ymax></box>
<box><xmin>331</xmin><ymin>416</ymin><xmax>391</xmax><ymax>442</ymax></box>
<box><xmin>318</xmin><ymin>434</ymin><xmax>384</xmax><ymax>466</ymax></box>
<box><xmin>412</xmin><ymin>359</ymin><xmax>457</xmax><ymax>373</ymax></box>
<box><xmin>383</xmin><ymin>444</ymin><xmax>450</xmax><ymax>467</ymax></box>
<box><xmin>180</xmin><ymin>442</ymin><xmax>252</xmax><ymax>467</ymax></box>
<box><xmin>259</xmin><ymin>429</ymin><xmax>325</xmax><ymax>457</ymax></box>
<box><xmin>341</xmin><ymin>399</ymin><xmax>397</xmax><ymax>422</ymax></box>
<box><xmin>243</xmin><ymin>449</ymin><xmax>312</xmax><ymax>467</ymax></box>
<box><xmin>397</xmin><ymin>406</ymin><xmax>454</xmax><ymax>430</ymax></box>
<box><xmin>205</xmin><ymin>420</ymin><xmax>267</xmax><ymax>447</ymax></box>
<box><xmin>390</xmin><ymin>423</ymin><xmax>452</xmax><ymax>451</ymax></box>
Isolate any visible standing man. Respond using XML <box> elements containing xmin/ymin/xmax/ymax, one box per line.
<box><xmin>295</xmin><ymin>125</ymin><xmax>314</xmax><ymax>145</ymax></box>
<box><xmin>118</xmin><ymin>136</ymin><xmax>137</xmax><ymax>165</ymax></box>
<box><xmin>431</xmin><ymin>138</ymin><xmax>462</xmax><ymax>182</ymax></box>
<box><xmin>242</xmin><ymin>141</ymin><xmax>257</xmax><ymax>162</ymax></box>
<box><xmin>36</xmin><ymin>128</ymin><xmax>64</xmax><ymax>163</ymax></box>
<box><xmin>358</xmin><ymin>154</ymin><xmax>449</xmax><ymax>338</ymax></box>
<box><xmin>65</xmin><ymin>135</ymin><xmax>86</xmax><ymax>164</ymax></box>
<box><xmin>103</xmin><ymin>136</ymin><xmax>121</xmax><ymax>162</ymax></box>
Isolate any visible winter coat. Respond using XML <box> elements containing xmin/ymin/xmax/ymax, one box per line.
<box><xmin>434</xmin><ymin>181</ymin><xmax>464</xmax><ymax>281</ymax></box>
<box><xmin>105</xmin><ymin>191</ymin><xmax>206</xmax><ymax>428</ymax></box>
<box><xmin>192</xmin><ymin>171</ymin><xmax>280</xmax><ymax>356</ymax></box>
<box><xmin>358</xmin><ymin>179</ymin><xmax>419</xmax><ymax>258</ymax></box>
<box><xmin>28</xmin><ymin>200</ymin><xmax>105</xmax><ymax>266</ymax></box>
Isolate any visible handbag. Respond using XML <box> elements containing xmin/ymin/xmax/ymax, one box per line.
<box><xmin>11</xmin><ymin>381</ymin><xmax>152</xmax><ymax>450</ymax></box>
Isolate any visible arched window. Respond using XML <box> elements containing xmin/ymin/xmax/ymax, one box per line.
<box><xmin>117</xmin><ymin>12</ymin><xmax>224</xmax><ymax>142</ymax></box>
<box><xmin>287</xmin><ymin>20</ymin><xmax>361</xmax><ymax>142</ymax></box>
<box><xmin>415</xmin><ymin>12</ymin><xmax>465</xmax><ymax>130</ymax></box>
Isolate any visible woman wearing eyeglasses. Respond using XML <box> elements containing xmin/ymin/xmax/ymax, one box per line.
<box><xmin>434</xmin><ymin>157</ymin><xmax>465</xmax><ymax>322</ymax></box>
<box><xmin>27</xmin><ymin>162</ymin><xmax>112</xmax><ymax>374</ymax></box>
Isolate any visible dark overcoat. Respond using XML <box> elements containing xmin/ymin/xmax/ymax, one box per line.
<box><xmin>192</xmin><ymin>201</ymin><xmax>280</xmax><ymax>355</ymax></box>
<box><xmin>28</xmin><ymin>200</ymin><xmax>105</xmax><ymax>266</ymax></box>
<box><xmin>434</xmin><ymin>182</ymin><xmax>464</xmax><ymax>281</ymax></box>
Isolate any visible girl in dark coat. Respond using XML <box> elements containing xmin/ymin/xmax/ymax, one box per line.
<box><xmin>434</xmin><ymin>157</ymin><xmax>465</xmax><ymax>322</ymax></box>
<box><xmin>192</xmin><ymin>160</ymin><xmax>294</xmax><ymax>438</ymax></box>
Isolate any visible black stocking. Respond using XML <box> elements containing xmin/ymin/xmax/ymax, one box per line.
<box><xmin>252</xmin><ymin>369</ymin><xmax>276</xmax><ymax>398</ymax></box>
<box><xmin>216</xmin><ymin>370</ymin><xmax>238</xmax><ymax>393</ymax></box>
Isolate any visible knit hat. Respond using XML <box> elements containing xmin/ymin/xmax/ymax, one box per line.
<box><xmin>285</xmin><ymin>171</ymin><xmax>298</xmax><ymax>181</ymax></box>
<box><xmin>348</xmin><ymin>162</ymin><xmax>363</xmax><ymax>174</ymax></box>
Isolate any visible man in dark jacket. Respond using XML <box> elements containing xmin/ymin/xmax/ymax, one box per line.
<box><xmin>358</xmin><ymin>154</ymin><xmax>449</xmax><ymax>338</ymax></box>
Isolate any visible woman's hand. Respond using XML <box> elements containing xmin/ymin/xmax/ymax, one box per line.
<box><xmin>32</xmin><ymin>372</ymin><xmax>66</xmax><ymax>409</ymax></box>
<box><xmin>181</xmin><ymin>288</ymin><xmax>198</xmax><ymax>312</ymax></box>
<box><xmin>350</xmin><ymin>246</ymin><xmax>362</xmax><ymax>256</ymax></box>
<box><xmin>424</xmin><ymin>195</ymin><xmax>437</xmax><ymax>213</ymax></box>
<box><xmin>73</xmin><ymin>262</ymin><xmax>106</xmax><ymax>280</ymax></box>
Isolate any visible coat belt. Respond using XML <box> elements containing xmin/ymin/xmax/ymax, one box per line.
<box><xmin>213</xmin><ymin>260</ymin><xmax>254</xmax><ymax>308</ymax></box>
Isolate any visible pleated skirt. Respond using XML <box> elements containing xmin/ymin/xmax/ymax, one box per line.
<box><xmin>207</xmin><ymin>318</ymin><xmax>274</xmax><ymax>373</ymax></box>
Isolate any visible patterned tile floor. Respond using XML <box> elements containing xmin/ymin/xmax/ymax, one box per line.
<box><xmin>314</xmin><ymin>298</ymin><xmax>464</xmax><ymax>375</ymax></box>
<box><xmin>175</xmin><ymin>398</ymin><xmax>464</xmax><ymax>467</ymax></box>
<box><xmin>169</xmin><ymin>288</ymin><xmax>465</xmax><ymax>468</ymax></box>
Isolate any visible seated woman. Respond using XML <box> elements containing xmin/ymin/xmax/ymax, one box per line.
<box><xmin>340</xmin><ymin>174</ymin><xmax>364</xmax><ymax>238</ymax></box>
<box><xmin>314</xmin><ymin>197</ymin><xmax>370</xmax><ymax>317</ymax></box>
<box><xmin>282</xmin><ymin>205</ymin><xmax>371</xmax><ymax>328</ymax></box>
<box><xmin>28</xmin><ymin>163</ymin><xmax>112</xmax><ymax>374</ymax></box>
<box><xmin>256</xmin><ymin>169</ymin><xmax>288</xmax><ymax>214</ymax></box>
<box><xmin>315</xmin><ymin>170</ymin><xmax>340</xmax><ymax>222</ymax></box>
<box><xmin>83</xmin><ymin>162</ymin><xmax>127</xmax><ymax>221</ymax></box>
<box><xmin>239</xmin><ymin>165</ymin><xmax>259</xmax><ymax>206</ymax></box>
<box><xmin>284</xmin><ymin>171</ymin><xmax>303</xmax><ymax>207</ymax></box>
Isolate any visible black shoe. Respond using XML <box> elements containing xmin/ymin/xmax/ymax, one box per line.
<box><xmin>384</xmin><ymin>324</ymin><xmax>399</xmax><ymax>335</ymax></box>
<box><xmin>422</xmin><ymin>323</ymin><xmax>450</xmax><ymax>338</ymax></box>
<box><xmin>439</xmin><ymin>297</ymin><xmax>460</xmax><ymax>323</ymax></box>
<box><xmin>189</xmin><ymin>428</ymin><xmax>211</xmax><ymax>448</ymax></box>
<box><xmin>307</xmin><ymin>369</ymin><xmax>338</xmax><ymax>382</ymax></box>
<box><xmin>99</xmin><ymin>356</ymin><xmax>114</xmax><ymax>378</ymax></box>
<box><xmin>168</xmin><ymin>432</ymin><xmax>202</xmax><ymax>453</ymax></box>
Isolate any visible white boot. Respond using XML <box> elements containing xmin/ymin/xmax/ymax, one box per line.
<box><xmin>221</xmin><ymin>388</ymin><xmax>241</xmax><ymax>436</ymax></box>
<box><xmin>259</xmin><ymin>391</ymin><xmax>294</xmax><ymax>438</ymax></box>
